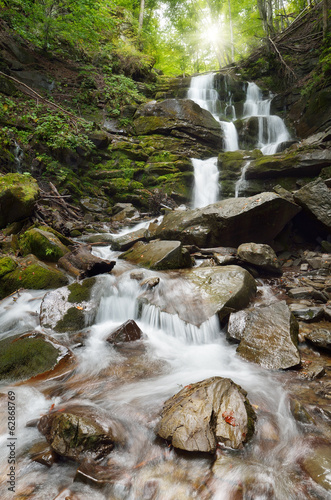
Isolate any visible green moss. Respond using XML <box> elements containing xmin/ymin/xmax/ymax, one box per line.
<box><xmin>0</xmin><ymin>334</ymin><xmax>60</xmax><ymax>381</ymax></box>
<box><xmin>0</xmin><ymin>256</ymin><xmax>17</xmax><ymax>278</ymax></box>
<box><xmin>67</xmin><ymin>277</ymin><xmax>96</xmax><ymax>303</ymax></box>
<box><xmin>0</xmin><ymin>173</ymin><xmax>39</xmax><ymax>228</ymax></box>
<box><xmin>55</xmin><ymin>306</ymin><xmax>85</xmax><ymax>332</ymax></box>
<box><xmin>19</xmin><ymin>228</ymin><xmax>69</xmax><ymax>262</ymax></box>
<box><xmin>0</xmin><ymin>262</ymin><xmax>68</xmax><ymax>299</ymax></box>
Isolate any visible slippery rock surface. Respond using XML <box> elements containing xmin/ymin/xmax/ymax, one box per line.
<box><xmin>133</xmin><ymin>98</ymin><xmax>223</xmax><ymax>150</ymax></box>
<box><xmin>228</xmin><ymin>301</ymin><xmax>300</xmax><ymax>369</ymax></box>
<box><xmin>19</xmin><ymin>227</ymin><xmax>69</xmax><ymax>262</ymax></box>
<box><xmin>237</xmin><ymin>242</ymin><xmax>282</xmax><ymax>274</ymax></box>
<box><xmin>0</xmin><ymin>332</ymin><xmax>72</xmax><ymax>381</ymax></box>
<box><xmin>38</xmin><ymin>405</ymin><xmax>126</xmax><ymax>461</ymax></box>
<box><xmin>106</xmin><ymin>320</ymin><xmax>143</xmax><ymax>344</ymax></box>
<box><xmin>0</xmin><ymin>173</ymin><xmax>39</xmax><ymax>228</ymax></box>
<box><xmin>156</xmin><ymin>376</ymin><xmax>256</xmax><ymax>452</ymax></box>
<box><xmin>154</xmin><ymin>192</ymin><xmax>301</xmax><ymax>247</ymax></box>
<box><xmin>40</xmin><ymin>277</ymin><xmax>102</xmax><ymax>333</ymax></box>
<box><xmin>119</xmin><ymin>239</ymin><xmax>192</xmax><ymax>270</ymax></box>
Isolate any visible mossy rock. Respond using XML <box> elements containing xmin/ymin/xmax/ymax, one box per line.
<box><xmin>0</xmin><ymin>259</ymin><xmax>68</xmax><ymax>299</ymax></box>
<box><xmin>0</xmin><ymin>333</ymin><xmax>63</xmax><ymax>381</ymax></box>
<box><xmin>36</xmin><ymin>226</ymin><xmax>73</xmax><ymax>247</ymax></box>
<box><xmin>54</xmin><ymin>307</ymin><xmax>85</xmax><ymax>333</ymax></box>
<box><xmin>0</xmin><ymin>256</ymin><xmax>17</xmax><ymax>278</ymax></box>
<box><xmin>0</xmin><ymin>173</ymin><xmax>39</xmax><ymax>229</ymax></box>
<box><xmin>67</xmin><ymin>278</ymin><xmax>96</xmax><ymax>303</ymax></box>
<box><xmin>19</xmin><ymin>228</ymin><xmax>70</xmax><ymax>262</ymax></box>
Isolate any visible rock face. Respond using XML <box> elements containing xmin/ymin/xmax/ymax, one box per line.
<box><xmin>119</xmin><ymin>240</ymin><xmax>192</xmax><ymax>270</ymax></box>
<box><xmin>58</xmin><ymin>245</ymin><xmax>115</xmax><ymax>279</ymax></box>
<box><xmin>40</xmin><ymin>277</ymin><xmax>101</xmax><ymax>333</ymax></box>
<box><xmin>293</xmin><ymin>178</ymin><xmax>331</xmax><ymax>236</ymax></box>
<box><xmin>237</xmin><ymin>242</ymin><xmax>282</xmax><ymax>274</ymax></box>
<box><xmin>0</xmin><ymin>173</ymin><xmax>39</xmax><ymax>228</ymax></box>
<box><xmin>228</xmin><ymin>301</ymin><xmax>300</xmax><ymax>369</ymax></box>
<box><xmin>156</xmin><ymin>377</ymin><xmax>256</xmax><ymax>452</ymax></box>
<box><xmin>0</xmin><ymin>332</ymin><xmax>71</xmax><ymax>381</ymax></box>
<box><xmin>38</xmin><ymin>405</ymin><xmax>126</xmax><ymax>461</ymax></box>
<box><xmin>133</xmin><ymin>99</ymin><xmax>223</xmax><ymax>150</ymax></box>
<box><xmin>155</xmin><ymin>192</ymin><xmax>301</xmax><ymax>247</ymax></box>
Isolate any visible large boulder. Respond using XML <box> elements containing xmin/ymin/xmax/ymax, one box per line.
<box><xmin>156</xmin><ymin>377</ymin><xmax>256</xmax><ymax>452</ymax></box>
<box><xmin>139</xmin><ymin>265</ymin><xmax>256</xmax><ymax>326</ymax></box>
<box><xmin>237</xmin><ymin>242</ymin><xmax>282</xmax><ymax>274</ymax></box>
<box><xmin>154</xmin><ymin>192</ymin><xmax>301</xmax><ymax>247</ymax></box>
<box><xmin>0</xmin><ymin>332</ymin><xmax>72</xmax><ymax>381</ymax></box>
<box><xmin>119</xmin><ymin>240</ymin><xmax>192</xmax><ymax>270</ymax></box>
<box><xmin>133</xmin><ymin>99</ymin><xmax>223</xmax><ymax>150</ymax></box>
<box><xmin>19</xmin><ymin>227</ymin><xmax>69</xmax><ymax>262</ymax></box>
<box><xmin>38</xmin><ymin>405</ymin><xmax>126</xmax><ymax>461</ymax></box>
<box><xmin>0</xmin><ymin>255</ymin><xmax>68</xmax><ymax>299</ymax></box>
<box><xmin>40</xmin><ymin>277</ymin><xmax>102</xmax><ymax>333</ymax></box>
<box><xmin>228</xmin><ymin>301</ymin><xmax>300</xmax><ymax>369</ymax></box>
<box><xmin>293</xmin><ymin>178</ymin><xmax>331</xmax><ymax>237</ymax></box>
<box><xmin>0</xmin><ymin>173</ymin><xmax>39</xmax><ymax>228</ymax></box>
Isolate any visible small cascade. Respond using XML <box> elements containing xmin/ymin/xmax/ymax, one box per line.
<box><xmin>13</xmin><ymin>141</ymin><xmax>24</xmax><ymax>172</ymax></box>
<box><xmin>192</xmin><ymin>157</ymin><xmax>219</xmax><ymax>208</ymax></box>
<box><xmin>234</xmin><ymin>160</ymin><xmax>250</xmax><ymax>198</ymax></box>
<box><xmin>244</xmin><ymin>82</ymin><xmax>290</xmax><ymax>155</ymax></box>
<box><xmin>220</xmin><ymin>121</ymin><xmax>239</xmax><ymax>151</ymax></box>
<box><xmin>187</xmin><ymin>73</ymin><xmax>219</xmax><ymax>115</ymax></box>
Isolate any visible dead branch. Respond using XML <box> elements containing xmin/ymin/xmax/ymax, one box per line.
<box><xmin>268</xmin><ymin>37</ymin><xmax>297</xmax><ymax>81</ymax></box>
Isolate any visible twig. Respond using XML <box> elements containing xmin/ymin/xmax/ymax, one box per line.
<box><xmin>268</xmin><ymin>38</ymin><xmax>297</xmax><ymax>80</ymax></box>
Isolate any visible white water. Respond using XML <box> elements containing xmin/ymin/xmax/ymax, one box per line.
<box><xmin>244</xmin><ymin>82</ymin><xmax>290</xmax><ymax>155</ymax></box>
<box><xmin>234</xmin><ymin>160</ymin><xmax>250</xmax><ymax>198</ymax></box>
<box><xmin>192</xmin><ymin>157</ymin><xmax>219</xmax><ymax>208</ymax></box>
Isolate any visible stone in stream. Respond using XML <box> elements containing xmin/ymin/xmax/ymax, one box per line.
<box><xmin>110</xmin><ymin>227</ymin><xmax>147</xmax><ymax>251</ymax></box>
<box><xmin>237</xmin><ymin>242</ymin><xmax>282</xmax><ymax>275</ymax></box>
<box><xmin>289</xmin><ymin>303</ymin><xmax>325</xmax><ymax>323</ymax></box>
<box><xmin>58</xmin><ymin>244</ymin><xmax>115</xmax><ymax>279</ymax></box>
<box><xmin>154</xmin><ymin>192</ymin><xmax>301</xmax><ymax>247</ymax></box>
<box><xmin>106</xmin><ymin>320</ymin><xmax>143</xmax><ymax>344</ymax></box>
<box><xmin>0</xmin><ymin>173</ymin><xmax>39</xmax><ymax>228</ymax></box>
<box><xmin>40</xmin><ymin>277</ymin><xmax>102</xmax><ymax>333</ymax></box>
<box><xmin>304</xmin><ymin>327</ymin><xmax>331</xmax><ymax>351</ymax></box>
<box><xmin>0</xmin><ymin>332</ymin><xmax>73</xmax><ymax>382</ymax></box>
<box><xmin>156</xmin><ymin>376</ymin><xmax>256</xmax><ymax>452</ymax></box>
<box><xmin>38</xmin><ymin>405</ymin><xmax>126</xmax><ymax>461</ymax></box>
<box><xmin>119</xmin><ymin>239</ymin><xmax>192</xmax><ymax>270</ymax></box>
<box><xmin>228</xmin><ymin>301</ymin><xmax>300</xmax><ymax>370</ymax></box>
<box><xmin>302</xmin><ymin>445</ymin><xmax>331</xmax><ymax>491</ymax></box>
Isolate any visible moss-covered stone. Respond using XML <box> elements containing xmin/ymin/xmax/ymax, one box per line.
<box><xmin>0</xmin><ymin>256</ymin><xmax>17</xmax><ymax>278</ymax></box>
<box><xmin>54</xmin><ymin>306</ymin><xmax>85</xmax><ymax>333</ymax></box>
<box><xmin>67</xmin><ymin>277</ymin><xmax>96</xmax><ymax>303</ymax></box>
<box><xmin>0</xmin><ymin>173</ymin><xmax>39</xmax><ymax>228</ymax></box>
<box><xmin>0</xmin><ymin>259</ymin><xmax>68</xmax><ymax>299</ymax></box>
<box><xmin>0</xmin><ymin>333</ymin><xmax>61</xmax><ymax>381</ymax></box>
<box><xmin>19</xmin><ymin>228</ymin><xmax>69</xmax><ymax>262</ymax></box>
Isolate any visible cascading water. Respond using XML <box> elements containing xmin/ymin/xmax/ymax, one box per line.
<box><xmin>243</xmin><ymin>82</ymin><xmax>290</xmax><ymax>155</ymax></box>
<box><xmin>192</xmin><ymin>157</ymin><xmax>219</xmax><ymax>208</ymax></box>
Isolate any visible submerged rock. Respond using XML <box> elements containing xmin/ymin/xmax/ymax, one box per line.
<box><xmin>0</xmin><ymin>173</ymin><xmax>39</xmax><ymax>228</ymax></box>
<box><xmin>156</xmin><ymin>376</ymin><xmax>256</xmax><ymax>452</ymax></box>
<box><xmin>304</xmin><ymin>327</ymin><xmax>331</xmax><ymax>351</ymax></box>
<box><xmin>38</xmin><ymin>405</ymin><xmax>126</xmax><ymax>461</ymax></box>
<box><xmin>0</xmin><ymin>332</ymin><xmax>72</xmax><ymax>381</ymax></box>
<box><xmin>237</xmin><ymin>242</ymin><xmax>282</xmax><ymax>275</ymax></box>
<box><xmin>228</xmin><ymin>301</ymin><xmax>300</xmax><ymax>369</ymax></box>
<box><xmin>119</xmin><ymin>239</ymin><xmax>192</xmax><ymax>270</ymax></box>
<box><xmin>154</xmin><ymin>192</ymin><xmax>301</xmax><ymax>247</ymax></box>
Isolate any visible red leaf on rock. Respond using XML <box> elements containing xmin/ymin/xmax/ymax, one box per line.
<box><xmin>222</xmin><ymin>410</ymin><xmax>237</xmax><ymax>426</ymax></box>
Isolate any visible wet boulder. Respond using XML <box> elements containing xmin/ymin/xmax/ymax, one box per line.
<box><xmin>154</xmin><ymin>192</ymin><xmax>301</xmax><ymax>248</ymax></box>
<box><xmin>237</xmin><ymin>242</ymin><xmax>282</xmax><ymax>275</ymax></box>
<box><xmin>293</xmin><ymin>178</ymin><xmax>331</xmax><ymax>237</ymax></box>
<box><xmin>40</xmin><ymin>277</ymin><xmax>102</xmax><ymax>333</ymax></box>
<box><xmin>119</xmin><ymin>240</ymin><xmax>192</xmax><ymax>270</ymax></box>
<box><xmin>106</xmin><ymin>320</ymin><xmax>143</xmax><ymax>344</ymax></box>
<box><xmin>156</xmin><ymin>376</ymin><xmax>256</xmax><ymax>452</ymax></box>
<box><xmin>58</xmin><ymin>245</ymin><xmax>115</xmax><ymax>279</ymax></box>
<box><xmin>0</xmin><ymin>332</ymin><xmax>72</xmax><ymax>382</ymax></box>
<box><xmin>0</xmin><ymin>173</ymin><xmax>39</xmax><ymax>228</ymax></box>
<box><xmin>304</xmin><ymin>327</ymin><xmax>331</xmax><ymax>351</ymax></box>
<box><xmin>289</xmin><ymin>303</ymin><xmax>325</xmax><ymax>322</ymax></box>
<box><xmin>228</xmin><ymin>301</ymin><xmax>300</xmax><ymax>369</ymax></box>
<box><xmin>38</xmin><ymin>405</ymin><xmax>126</xmax><ymax>461</ymax></box>
<box><xmin>0</xmin><ymin>254</ymin><xmax>68</xmax><ymax>299</ymax></box>
<box><xmin>133</xmin><ymin>99</ymin><xmax>223</xmax><ymax>150</ymax></box>
<box><xmin>19</xmin><ymin>227</ymin><xmax>69</xmax><ymax>262</ymax></box>
<box><xmin>110</xmin><ymin>227</ymin><xmax>147</xmax><ymax>251</ymax></box>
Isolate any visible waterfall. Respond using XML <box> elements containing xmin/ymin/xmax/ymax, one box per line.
<box><xmin>187</xmin><ymin>73</ymin><xmax>219</xmax><ymax>115</ymax></box>
<box><xmin>234</xmin><ymin>160</ymin><xmax>250</xmax><ymax>198</ymax></box>
<box><xmin>13</xmin><ymin>141</ymin><xmax>24</xmax><ymax>172</ymax></box>
<box><xmin>244</xmin><ymin>82</ymin><xmax>290</xmax><ymax>155</ymax></box>
<box><xmin>192</xmin><ymin>157</ymin><xmax>219</xmax><ymax>208</ymax></box>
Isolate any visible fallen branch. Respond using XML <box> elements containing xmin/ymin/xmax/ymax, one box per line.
<box><xmin>268</xmin><ymin>38</ymin><xmax>297</xmax><ymax>81</ymax></box>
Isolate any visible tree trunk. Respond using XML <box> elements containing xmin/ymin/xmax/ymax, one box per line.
<box><xmin>323</xmin><ymin>0</ymin><xmax>331</xmax><ymax>37</ymax></box>
<box><xmin>228</xmin><ymin>0</ymin><xmax>234</xmax><ymax>62</ymax></box>
<box><xmin>139</xmin><ymin>0</ymin><xmax>145</xmax><ymax>31</ymax></box>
